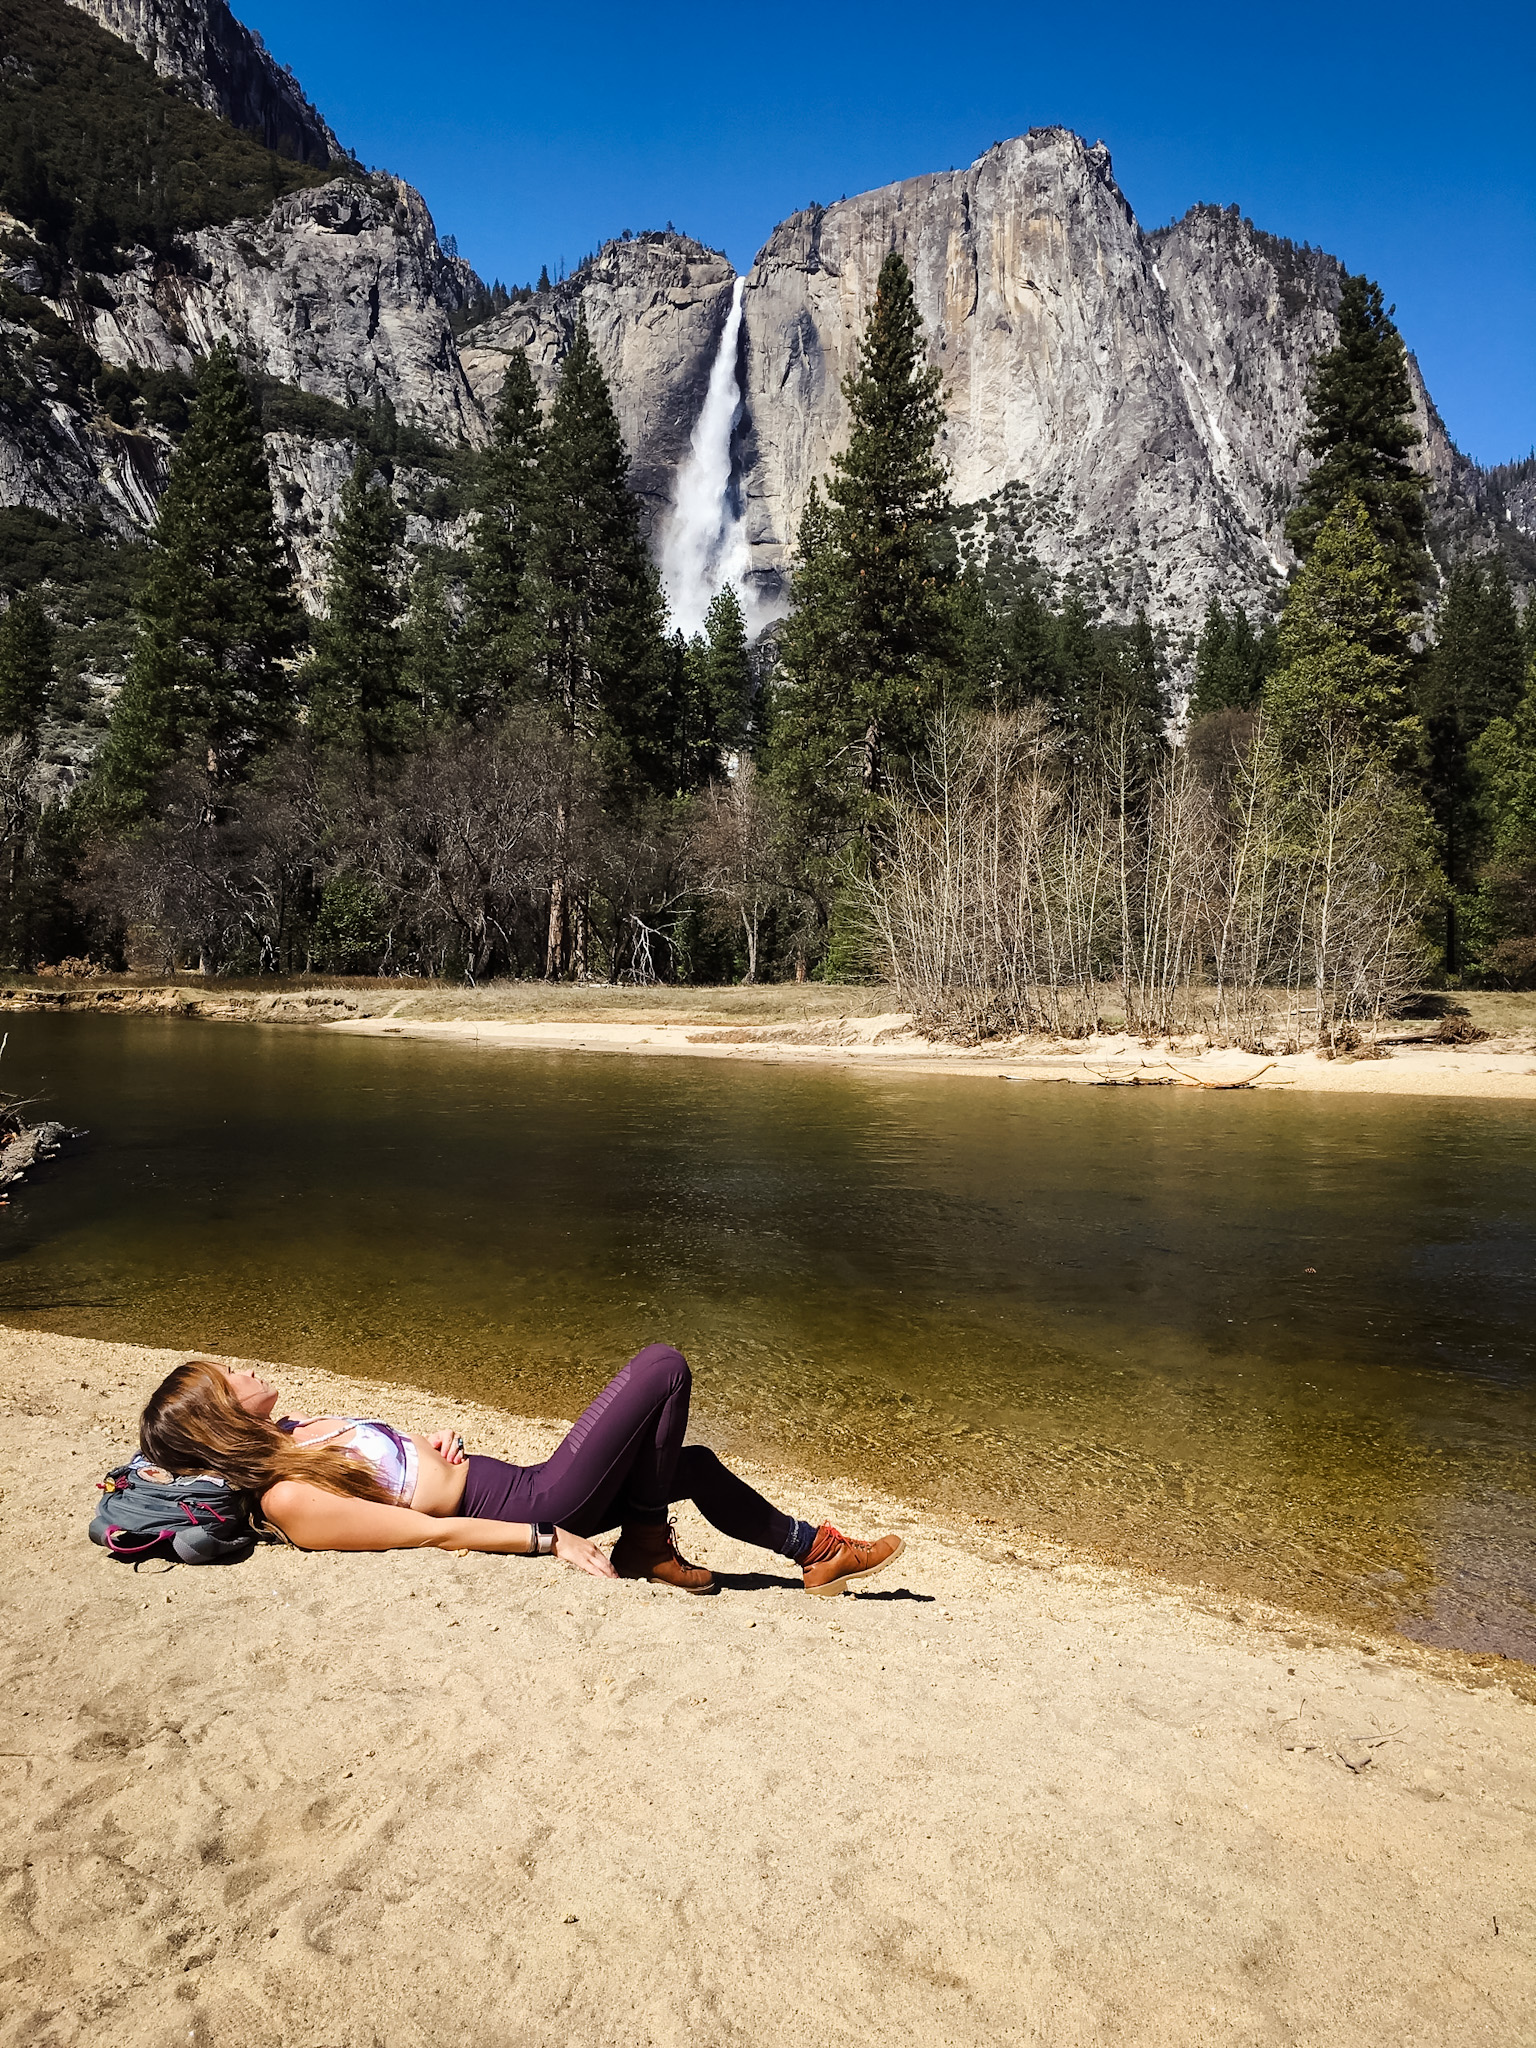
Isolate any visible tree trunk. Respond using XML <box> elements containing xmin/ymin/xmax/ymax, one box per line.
<box><xmin>861</xmin><ymin>719</ymin><xmax>882</xmax><ymax>797</ymax></box>
<box><xmin>741</xmin><ymin>904</ymin><xmax>758</xmax><ymax>984</ymax></box>
<box><xmin>545</xmin><ymin>798</ymin><xmax>569</xmax><ymax>979</ymax></box>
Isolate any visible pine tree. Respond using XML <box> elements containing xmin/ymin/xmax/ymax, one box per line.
<box><xmin>1191</xmin><ymin>599</ymin><xmax>1272</xmax><ymax>719</ymax></box>
<box><xmin>525</xmin><ymin>317</ymin><xmax>674</xmax><ymax>787</ymax></box>
<box><xmin>304</xmin><ymin>453</ymin><xmax>407</xmax><ymax>767</ymax></box>
<box><xmin>1110</xmin><ymin>613</ymin><xmax>1169</xmax><ymax>759</ymax></box>
<box><xmin>400</xmin><ymin>561</ymin><xmax>463</xmax><ymax>731</ymax></box>
<box><xmin>947</xmin><ymin>569</ymin><xmax>1004</xmax><ymax>710</ymax></box>
<box><xmin>1191</xmin><ymin>598</ymin><xmax>1231</xmax><ymax>720</ymax></box>
<box><xmin>0</xmin><ymin>593</ymin><xmax>55</xmax><ymax>750</ymax></box>
<box><xmin>523</xmin><ymin>317</ymin><xmax>674</xmax><ymax>972</ymax></box>
<box><xmin>465</xmin><ymin>347</ymin><xmax>542</xmax><ymax>718</ymax></box>
<box><xmin>775</xmin><ymin>251</ymin><xmax>954</xmax><ymax>803</ymax></box>
<box><xmin>697</xmin><ymin>586</ymin><xmax>753</xmax><ymax>755</ymax></box>
<box><xmin>1415</xmin><ymin>555</ymin><xmax>1527</xmax><ymax>968</ymax></box>
<box><xmin>93</xmin><ymin>339</ymin><xmax>301</xmax><ymax>815</ymax></box>
<box><xmin>1473</xmin><ymin>560</ymin><xmax>1527</xmax><ymax>723</ymax></box>
<box><xmin>673</xmin><ymin>587</ymin><xmax>756</xmax><ymax>792</ymax></box>
<box><xmin>1265</xmin><ymin>493</ymin><xmax>1415</xmax><ymax>765</ymax></box>
<box><xmin>1048</xmin><ymin>586</ymin><xmax>1121</xmax><ymax>751</ymax></box>
<box><xmin>764</xmin><ymin>484</ymin><xmax>850</xmax><ymax>852</ymax></box>
<box><xmin>1286</xmin><ymin>274</ymin><xmax>1430</xmax><ymax>608</ymax></box>
<box><xmin>998</xmin><ymin>583</ymin><xmax>1065</xmax><ymax>710</ymax></box>
<box><xmin>1465</xmin><ymin>667</ymin><xmax>1536</xmax><ymax>983</ymax></box>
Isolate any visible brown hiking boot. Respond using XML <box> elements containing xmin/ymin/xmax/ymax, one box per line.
<box><xmin>610</xmin><ymin>1520</ymin><xmax>715</xmax><ymax>1595</ymax></box>
<box><xmin>801</xmin><ymin>1524</ymin><xmax>905</xmax><ymax>1597</ymax></box>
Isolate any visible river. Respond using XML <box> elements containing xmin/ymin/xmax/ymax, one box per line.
<box><xmin>5</xmin><ymin>1012</ymin><xmax>1533</xmax><ymax>1655</ymax></box>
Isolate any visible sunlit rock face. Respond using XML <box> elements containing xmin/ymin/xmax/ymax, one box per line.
<box><xmin>0</xmin><ymin>174</ymin><xmax>483</xmax><ymax>579</ymax></box>
<box><xmin>65</xmin><ymin>0</ymin><xmax>341</xmax><ymax>163</ymax></box>
<box><xmin>737</xmin><ymin>131</ymin><xmax>1350</xmax><ymax>628</ymax></box>
<box><xmin>88</xmin><ymin>179</ymin><xmax>486</xmax><ymax>445</ymax></box>
<box><xmin>459</xmin><ymin>234</ymin><xmax>738</xmax><ymax>527</ymax></box>
<box><xmin>463</xmin><ymin>133</ymin><xmax>1497</xmax><ymax>639</ymax></box>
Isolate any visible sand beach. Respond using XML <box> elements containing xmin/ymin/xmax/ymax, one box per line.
<box><xmin>5</xmin><ymin>978</ymin><xmax>1536</xmax><ymax>1100</ymax></box>
<box><xmin>3</xmin><ymin>1325</ymin><xmax>1532</xmax><ymax>2046</ymax></box>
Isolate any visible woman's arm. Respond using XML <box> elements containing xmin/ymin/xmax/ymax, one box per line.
<box><xmin>261</xmin><ymin>1482</ymin><xmax>615</xmax><ymax>1576</ymax></box>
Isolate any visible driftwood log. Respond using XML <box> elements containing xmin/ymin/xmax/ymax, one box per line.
<box><xmin>0</xmin><ymin>1121</ymin><xmax>76</xmax><ymax>1188</ymax></box>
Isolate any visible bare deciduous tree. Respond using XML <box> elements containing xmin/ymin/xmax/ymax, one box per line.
<box><xmin>687</xmin><ymin>762</ymin><xmax>792</xmax><ymax>983</ymax></box>
<box><xmin>860</xmin><ymin>704</ymin><xmax>1433</xmax><ymax>1045</ymax></box>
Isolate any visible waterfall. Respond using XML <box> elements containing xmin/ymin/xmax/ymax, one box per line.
<box><xmin>660</xmin><ymin>277</ymin><xmax>757</xmax><ymax>639</ymax></box>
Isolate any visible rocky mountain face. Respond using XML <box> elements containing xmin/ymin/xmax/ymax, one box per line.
<box><xmin>65</xmin><ymin>0</ymin><xmax>340</xmax><ymax>163</ymax></box>
<box><xmin>459</xmin><ymin>131</ymin><xmax>1521</xmax><ymax>637</ymax></box>
<box><xmin>2</xmin><ymin>169</ymin><xmax>484</xmax><ymax>584</ymax></box>
<box><xmin>3</xmin><ymin>4</ymin><xmax>1524</xmax><ymax>671</ymax></box>
<box><xmin>3</xmin><ymin>0</ymin><xmax>487</xmax><ymax>600</ymax></box>
<box><xmin>93</xmin><ymin>178</ymin><xmax>483</xmax><ymax>443</ymax></box>
<box><xmin>460</xmin><ymin>233</ymin><xmax>735</xmax><ymax>526</ymax></box>
<box><xmin>733</xmin><ymin>134</ymin><xmax>1471</xmax><ymax>626</ymax></box>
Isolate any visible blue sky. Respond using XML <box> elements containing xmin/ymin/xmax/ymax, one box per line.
<box><xmin>240</xmin><ymin>0</ymin><xmax>1534</xmax><ymax>467</ymax></box>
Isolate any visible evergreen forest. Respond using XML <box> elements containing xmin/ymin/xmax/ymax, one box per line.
<box><xmin>1</xmin><ymin>214</ymin><xmax>1534</xmax><ymax>1020</ymax></box>
<box><xmin>0</xmin><ymin>0</ymin><xmax>336</xmax><ymax>276</ymax></box>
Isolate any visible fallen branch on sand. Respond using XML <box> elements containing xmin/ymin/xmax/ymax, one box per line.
<box><xmin>1164</xmin><ymin>1063</ymin><xmax>1277</xmax><ymax>1090</ymax></box>
<box><xmin>1084</xmin><ymin>1062</ymin><xmax>1277</xmax><ymax>1090</ymax></box>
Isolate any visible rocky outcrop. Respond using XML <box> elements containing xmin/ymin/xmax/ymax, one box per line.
<box><xmin>457</xmin><ymin>132</ymin><xmax>1522</xmax><ymax>639</ymax></box>
<box><xmin>459</xmin><ymin>234</ymin><xmax>736</xmax><ymax>524</ymax></box>
<box><xmin>738</xmin><ymin>133</ymin><xmax>1426</xmax><ymax>628</ymax></box>
<box><xmin>0</xmin><ymin>169</ymin><xmax>484</xmax><ymax>592</ymax></box>
<box><xmin>83</xmin><ymin>177</ymin><xmax>485</xmax><ymax>445</ymax></box>
<box><xmin>65</xmin><ymin>0</ymin><xmax>341</xmax><ymax>163</ymax></box>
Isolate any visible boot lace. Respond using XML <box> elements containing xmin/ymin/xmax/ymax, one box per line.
<box><xmin>666</xmin><ymin>1521</ymin><xmax>705</xmax><ymax>1570</ymax></box>
<box><xmin>803</xmin><ymin>1523</ymin><xmax>846</xmax><ymax>1567</ymax></box>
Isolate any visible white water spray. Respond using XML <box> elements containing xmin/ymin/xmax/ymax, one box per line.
<box><xmin>660</xmin><ymin>277</ymin><xmax>761</xmax><ymax>639</ymax></box>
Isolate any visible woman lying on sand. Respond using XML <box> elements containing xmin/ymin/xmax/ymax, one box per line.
<box><xmin>138</xmin><ymin>1344</ymin><xmax>904</xmax><ymax>1598</ymax></box>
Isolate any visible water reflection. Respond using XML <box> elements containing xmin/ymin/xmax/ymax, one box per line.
<box><xmin>4</xmin><ymin>1013</ymin><xmax>1533</xmax><ymax>1652</ymax></box>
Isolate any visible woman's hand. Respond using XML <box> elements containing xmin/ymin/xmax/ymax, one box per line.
<box><xmin>553</xmin><ymin>1527</ymin><xmax>618</xmax><ymax>1579</ymax></box>
<box><xmin>428</xmin><ymin>1428</ymin><xmax>467</xmax><ymax>1464</ymax></box>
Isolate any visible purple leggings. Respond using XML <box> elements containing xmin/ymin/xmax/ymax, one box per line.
<box><xmin>459</xmin><ymin>1344</ymin><xmax>797</xmax><ymax>1551</ymax></box>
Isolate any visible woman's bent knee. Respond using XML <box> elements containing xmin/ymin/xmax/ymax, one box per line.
<box><xmin>626</xmin><ymin>1343</ymin><xmax>690</xmax><ymax>1394</ymax></box>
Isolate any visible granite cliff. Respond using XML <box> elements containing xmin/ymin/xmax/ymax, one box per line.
<box><xmin>2</xmin><ymin>2</ymin><xmax>1527</xmax><ymax>669</ymax></box>
<box><xmin>459</xmin><ymin>233</ymin><xmax>736</xmax><ymax>526</ymax></box>
<box><xmin>460</xmin><ymin>135</ymin><xmax>1528</xmax><ymax>640</ymax></box>
<box><xmin>2</xmin><ymin>0</ymin><xmax>485</xmax><ymax>601</ymax></box>
<box><xmin>470</xmin><ymin>132</ymin><xmax>1505</xmax><ymax>635</ymax></box>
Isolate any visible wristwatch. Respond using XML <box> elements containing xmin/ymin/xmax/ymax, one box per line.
<box><xmin>534</xmin><ymin>1521</ymin><xmax>556</xmax><ymax>1556</ymax></box>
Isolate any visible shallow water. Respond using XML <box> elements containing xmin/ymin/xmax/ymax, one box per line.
<box><xmin>6</xmin><ymin>1013</ymin><xmax>1535</xmax><ymax>1654</ymax></box>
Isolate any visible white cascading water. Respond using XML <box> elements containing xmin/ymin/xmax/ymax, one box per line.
<box><xmin>660</xmin><ymin>277</ymin><xmax>758</xmax><ymax>639</ymax></box>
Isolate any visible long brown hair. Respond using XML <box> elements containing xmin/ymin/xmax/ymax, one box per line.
<box><xmin>140</xmin><ymin>1359</ymin><xmax>390</xmax><ymax>1503</ymax></box>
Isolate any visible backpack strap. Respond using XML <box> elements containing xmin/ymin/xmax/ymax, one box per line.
<box><xmin>103</xmin><ymin>1525</ymin><xmax>173</xmax><ymax>1558</ymax></box>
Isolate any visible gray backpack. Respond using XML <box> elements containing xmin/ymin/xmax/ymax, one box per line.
<box><xmin>89</xmin><ymin>1455</ymin><xmax>259</xmax><ymax>1565</ymax></box>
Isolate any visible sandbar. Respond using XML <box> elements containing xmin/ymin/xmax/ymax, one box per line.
<box><xmin>3</xmin><ymin>1326</ymin><xmax>1531</xmax><ymax>2045</ymax></box>
<box><xmin>4</xmin><ymin>978</ymin><xmax>1534</xmax><ymax>1099</ymax></box>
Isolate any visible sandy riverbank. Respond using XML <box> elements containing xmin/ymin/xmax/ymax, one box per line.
<box><xmin>4</xmin><ymin>1327</ymin><xmax>1531</xmax><ymax>2045</ymax></box>
<box><xmin>323</xmin><ymin>1010</ymin><xmax>1536</xmax><ymax>1099</ymax></box>
<box><xmin>4</xmin><ymin>977</ymin><xmax>1536</xmax><ymax>1098</ymax></box>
